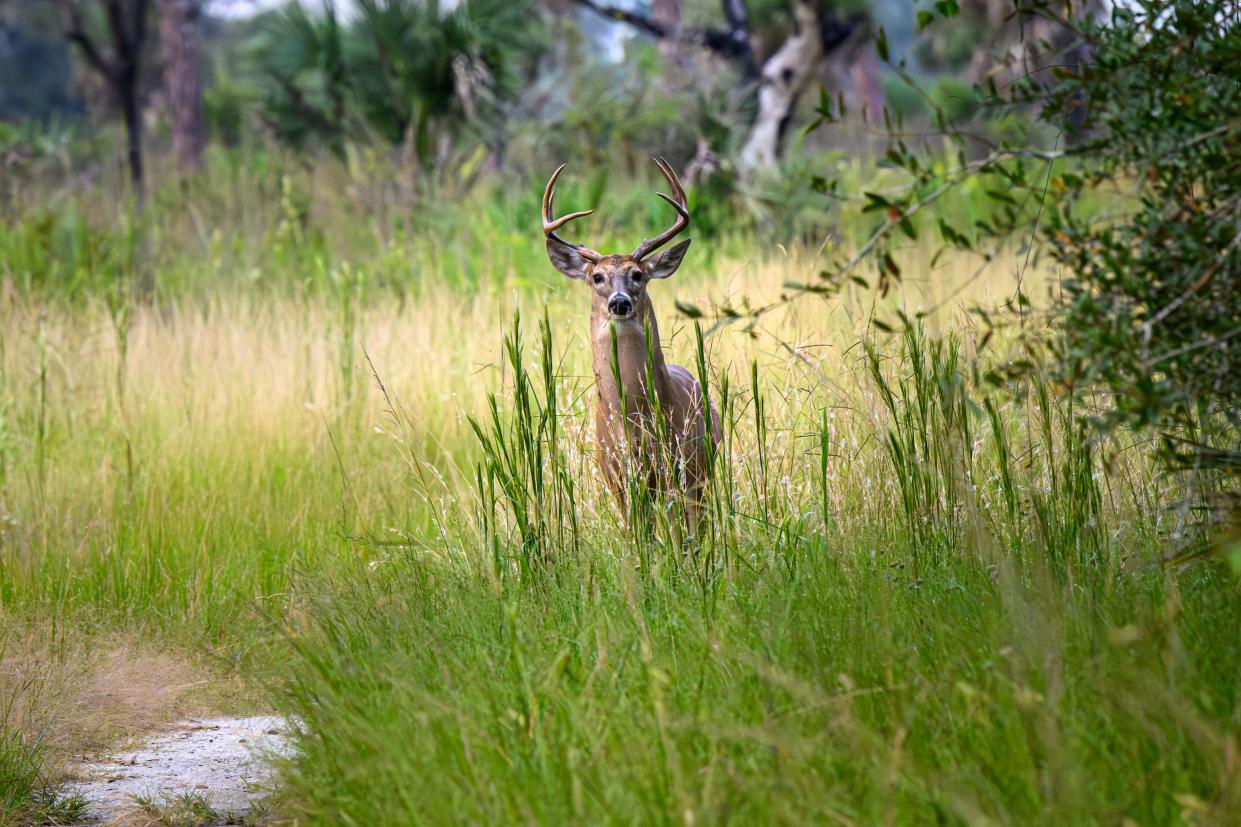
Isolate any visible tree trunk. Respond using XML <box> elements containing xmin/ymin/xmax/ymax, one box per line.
<box><xmin>120</xmin><ymin>76</ymin><xmax>145</xmax><ymax>198</ymax></box>
<box><xmin>737</xmin><ymin>0</ymin><xmax>822</xmax><ymax>175</ymax></box>
<box><xmin>156</xmin><ymin>0</ymin><xmax>205</xmax><ymax>170</ymax></box>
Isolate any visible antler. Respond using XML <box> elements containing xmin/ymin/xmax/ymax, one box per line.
<box><xmin>543</xmin><ymin>164</ymin><xmax>603</xmax><ymax>263</ymax></box>
<box><xmin>632</xmin><ymin>157</ymin><xmax>690</xmax><ymax>261</ymax></box>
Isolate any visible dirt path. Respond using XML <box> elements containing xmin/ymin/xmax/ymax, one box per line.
<box><xmin>67</xmin><ymin>716</ymin><xmax>291</xmax><ymax>825</ymax></box>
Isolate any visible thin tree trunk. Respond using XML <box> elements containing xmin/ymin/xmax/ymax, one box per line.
<box><xmin>56</xmin><ymin>0</ymin><xmax>151</xmax><ymax>198</ymax></box>
<box><xmin>120</xmin><ymin>78</ymin><xmax>145</xmax><ymax>198</ymax></box>
<box><xmin>156</xmin><ymin>0</ymin><xmax>205</xmax><ymax>170</ymax></box>
<box><xmin>737</xmin><ymin>0</ymin><xmax>822</xmax><ymax>175</ymax></box>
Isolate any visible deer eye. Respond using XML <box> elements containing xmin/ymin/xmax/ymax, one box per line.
<box><xmin>630</xmin><ymin>270</ymin><xmax>643</xmax><ymax>282</ymax></box>
<box><xmin>592</xmin><ymin>272</ymin><xmax>604</xmax><ymax>284</ymax></box>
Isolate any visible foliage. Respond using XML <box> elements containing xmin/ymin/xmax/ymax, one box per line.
<box><xmin>202</xmin><ymin>79</ymin><xmax>246</xmax><ymax>147</ymax></box>
<box><xmin>532</xmin><ymin>39</ymin><xmax>696</xmax><ymax>170</ymax></box>
<box><xmin>2</xmin><ymin>152</ymin><xmax>1239</xmax><ymax>820</ymax></box>
<box><xmin>246</xmin><ymin>0</ymin><xmax>543</xmax><ymax>166</ymax></box>
<box><xmin>1037</xmin><ymin>1</ymin><xmax>1240</xmax><ymax>473</ymax></box>
<box><xmin>1</xmin><ymin>143</ymin><xmax>793</xmax><ymax>301</ymax></box>
<box><xmin>803</xmin><ymin>0</ymin><xmax>1240</xmax><ymax>488</ymax></box>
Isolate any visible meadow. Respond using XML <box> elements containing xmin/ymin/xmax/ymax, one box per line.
<box><xmin>1</xmin><ymin>150</ymin><xmax>1239</xmax><ymax>825</ymax></box>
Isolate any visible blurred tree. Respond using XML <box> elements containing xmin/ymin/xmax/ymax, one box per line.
<box><xmin>795</xmin><ymin>0</ymin><xmax>1238</xmax><ymax>539</ymax></box>
<box><xmin>54</xmin><ymin>0</ymin><xmax>151</xmax><ymax>197</ymax></box>
<box><xmin>249</xmin><ymin>0</ymin><xmax>542</xmax><ymax>169</ymax></box>
<box><xmin>569</xmin><ymin>0</ymin><xmax>864</xmax><ymax>175</ymax></box>
<box><xmin>248</xmin><ymin>2</ymin><xmax>348</xmax><ymax>151</ymax></box>
<box><xmin>156</xmin><ymin>0</ymin><xmax>205</xmax><ymax>169</ymax></box>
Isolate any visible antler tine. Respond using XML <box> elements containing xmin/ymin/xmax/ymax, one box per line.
<box><xmin>632</xmin><ymin>157</ymin><xmax>690</xmax><ymax>261</ymax></box>
<box><xmin>655</xmin><ymin>156</ymin><xmax>687</xmax><ymax>203</ymax></box>
<box><xmin>543</xmin><ymin>164</ymin><xmax>602</xmax><ymax>262</ymax></box>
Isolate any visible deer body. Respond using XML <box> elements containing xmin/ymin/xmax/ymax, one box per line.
<box><xmin>589</xmin><ymin>286</ymin><xmax>718</xmax><ymax>502</ymax></box>
<box><xmin>543</xmin><ymin>160</ymin><xmax>720</xmax><ymax>513</ymax></box>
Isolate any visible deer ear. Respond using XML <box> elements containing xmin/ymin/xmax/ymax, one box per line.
<box><xmin>546</xmin><ymin>239</ymin><xmax>590</xmax><ymax>281</ymax></box>
<box><xmin>646</xmin><ymin>239</ymin><xmax>691</xmax><ymax>279</ymax></box>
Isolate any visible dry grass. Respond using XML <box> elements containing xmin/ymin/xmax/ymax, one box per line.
<box><xmin>0</xmin><ymin>243</ymin><xmax>1033</xmax><ymax>502</ymax></box>
<box><xmin>0</xmin><ymin>245</ymin><xmax>1047</xmax><ymax>617</ymax></box>
<box><xmin>1</xmin><ymin>624</ymin><xmax>249</xmax><ymax>771</ymax></box>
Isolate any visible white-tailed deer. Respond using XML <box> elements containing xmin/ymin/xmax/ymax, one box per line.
<box><xmin>542</xmin><ymin>157</ymin><xmax>721</xmax><ymax>520</ymax></box>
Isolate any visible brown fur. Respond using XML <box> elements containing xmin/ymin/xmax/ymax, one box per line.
<box><xmin>547</xmin><ymin>246</ymin><xmax>722</xmax><ymax>517</ymax></box>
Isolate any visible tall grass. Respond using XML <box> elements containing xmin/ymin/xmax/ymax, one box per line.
<box><xmin>0</xmin><ymin>149</ymin><xmax>1237</xmax><ymax>823</ymax></box>
<box><xmin>269</xmin><ymin>306</ymin><xmax>1239</xmax><ymax>824</ymax></box>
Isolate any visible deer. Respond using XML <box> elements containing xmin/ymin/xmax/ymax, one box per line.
<box><xmin>542</xmin><ymin>157</ymin><xmax>722</xmax><ymax>526</ymax></box>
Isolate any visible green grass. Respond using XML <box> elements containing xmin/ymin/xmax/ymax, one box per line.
<box><xmin>265</xmin><ymin>317</ymin><xmax>1240</xmax><ymax>824</ymax></box>
<box><xmin>0</xmin><ymin>723</ymin><xmax>85</xmax><ymax>827</ymax></box>
<box><xmin>0</xmin><ymin>147</ymin><xmax>1238</xmax><ymax>824</ymax></box>
<box><xmin>274</xmin><ymin>543</ymin><xmax>1239</xmax><ymax>824</ymax></box>
<box><xmin>131</xmin><ymin>789</ymin><xmax>263</xmax><ymax>826</ymax></box>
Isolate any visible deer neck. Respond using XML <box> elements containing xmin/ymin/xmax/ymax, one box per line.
<box><xmin>591</xmin><ymin>295</ymin><xmax>669</xmax><ymax>418</ymax></box>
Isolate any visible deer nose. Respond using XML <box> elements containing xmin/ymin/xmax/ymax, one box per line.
<box><xmin>608</xmin><ymin>293</ymin><xmax>633</xmax><ymax>317</ymax></box>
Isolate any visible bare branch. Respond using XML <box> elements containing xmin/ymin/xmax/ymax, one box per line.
<box><xmin>570</xmin><ymin>0</ymin><xmax>670</xmax><ymax>39</ymax></box>
<box><xmin>721</xmin><ymin>0</ymin><xmax>748</xmax><ymax>33</ymax></box>
<box><xmin>567</xmin><ymin>0</ymin><xmax>751</xmax><ymax>66</ymax></box>
<box><xmin>719</xmin><ymin>0</ymin><xmax>756</xmax><ymax>77</ymax></box>
<box><xmin>55</xmin><ymin>0</ymin><xmax>118</xmax><ymax>82</ymax></box>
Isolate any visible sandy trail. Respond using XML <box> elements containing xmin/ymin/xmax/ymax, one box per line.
<box><xmin>67</xmin><ymin>716</ymin><xmax>291</xmax><ymax>824</ymax></box>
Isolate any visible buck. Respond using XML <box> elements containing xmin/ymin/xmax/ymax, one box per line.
<box><xmin>542</xmin><ymin>157</ymin><xmax>721</xmax><ymax>519</ymax></box>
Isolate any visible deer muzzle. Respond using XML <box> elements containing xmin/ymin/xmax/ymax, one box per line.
<box><xmin>607</xmin><ymin>293</ymin><xmax>634</xmax><ymax>319</ymax></box>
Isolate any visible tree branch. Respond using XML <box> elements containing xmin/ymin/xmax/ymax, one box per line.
<box><xmin>266</xmin><ymin>69</ymin><xmax>339</xmax><ymax>136</ymax></box>
<box><xmin>568</xmin><ymin>0</ymin><xmax>751</xmax><ymax>66</ymax></box>
<box><xmin>55</xmin><ymin>0</ymin><xmax>118</xmax><ymax>82</ymax></box>
<box><xmin>721</xmin><ymin>0</ymin><xmax>748</xmax><ymax>33</ymax></box>
<box><xmin>704</xmin><ymin>146</ymin><xmax>1069</xmax><ymax>335</ymax></box>
<box><xmin>570</xmin><ymin>0</ymin><xmax>670</xmax><ymax>39</ymax></box>
<box><xmin>818</xmin><ymin>11</ymin><xmax>863</xmax><ymax>54</ymax></box>
<box><xmin>719</xmin><ymin>0</ymin><xmax>756</xmax><ymax>78</ymax></box>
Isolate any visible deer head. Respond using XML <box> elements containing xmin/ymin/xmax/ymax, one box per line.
<box><xmin>542</xmin><ymin>157</ymin><xmax>691</xmax><ymax>321</ymax></box>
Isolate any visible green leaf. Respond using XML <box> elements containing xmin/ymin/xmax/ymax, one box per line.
<box><xmin>787</xmin><ymin>281</ymin><xmax>835</xmax><ymax>295</ymax></box>
<box><xmin>879</xmin><ymin>252</ymin><xmax>901</xmax><ymax>280</ymax></box>
<box><xmin>875</xmin><ymin>26</ymin><xmax>889</xmax><ymax>62</ymax></box>
<box><xmin>675</xmin><ymin>300</ymin><xmax>703</xmax><ymax>319</ymax></box>
<box><xmin>810</xmin><ymin>175</ymin><xmax>839</xmax><ymax>195</ymax></box>
<box><xmin>916</xmin><ymin>10</ymin><xmax>934</xmax><ymax>32</ymax></box>
<box><xmin>862</xmin><ymin>191</ymin><xmax>893</xmax><ymax>212</ymax></box>
<box><xmin>816</xmin><ymin>87</ymin><xmax>834</xmax><ymax>120</ymax></box>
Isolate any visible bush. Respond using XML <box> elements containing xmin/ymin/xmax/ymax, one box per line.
<box><xmin>1036</xmin><ymin>0</ymin><xmax>1240</xmax><ymax>478</ymax></box>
